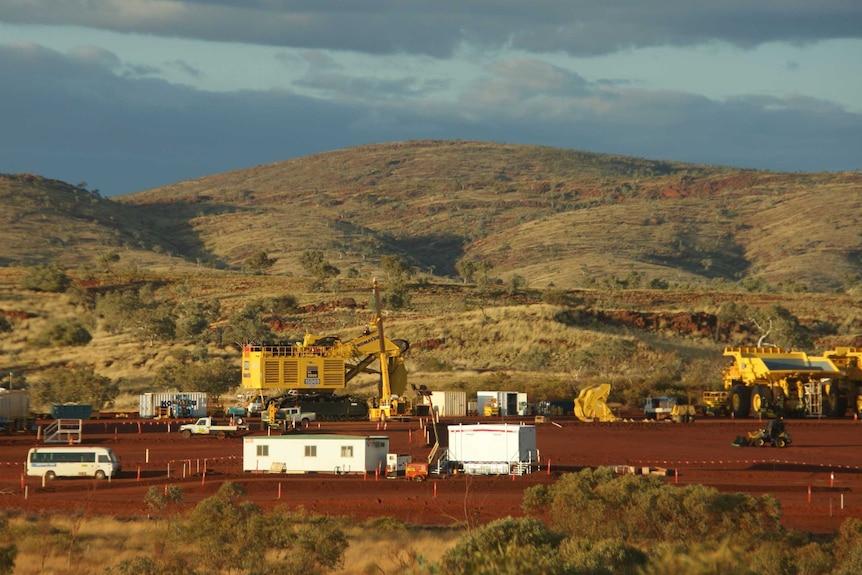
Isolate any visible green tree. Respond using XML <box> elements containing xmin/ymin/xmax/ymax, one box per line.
<box><xmin>153</xmin><ymin>358</ymin><xmax>240</xmax><ymax>401</ymax></box>
<box><xmin>440</xmin><ymin>517</ymin><xmax>567</xmax><ymax>575</ymax></box>
<box><xmin>30</xmin><ymin>365</ymin><xmax>120</xmax><ymax>411</ymax></box>
<box><xmin>135</xmin><ymin>305</ymin><xmax>177</xmax><ymax>346</ymax></box>
<box><xmin>455</xmin><ymin>258</ymin><xmax>477</xmax><ymax>283</ymax></box>
<box><xmin>245</xmin><ymin>250</ymin><xmax>277</xmax><ymax>275</ymax></box>
<box><xmin>21</xmin><ymin>264</ymin><xmax>71</xmax><ymax>292</ymax></box>
<box><xmin>0</xmin><ymin>316</ymin><xmax>12</xmax><ymax>334</ymax></box>
<box><xmin>299</xmin><ymin>250</ymin><xmax>340</xmax><ymax>289</ymax></box>
<box><xmin>181</xmin><ymin>482</ymin><xmax>265</xmax><ymax>572</ymax></box>
<box><xmin>222</xmin><ymin>305</ymin><xmax>275</xmax><ymax>346</ymax></box>
<box><xmin>748</xmin><ymin>304</ymin><xmax>812</xmax><ymax>349</ymax></box>
<box><xmin>33</xmin><ymin>319</ymin><xmax>92</xmax><ymax>347</ymax></box>
<box><xmin>523</xmin><ymin>467</ymin><xmax>782</xmax><ymax>547</ymax></box>
<box><xmin>98</xmin><ymin>251</ymin><xmax>120</xmax><ymax>272</ymax></box>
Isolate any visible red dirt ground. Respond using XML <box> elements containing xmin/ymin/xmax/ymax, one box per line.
<box><xmin>1</xmin><ymin>416</ymin><xmax>860</xmax><ymax>534</ymax></box>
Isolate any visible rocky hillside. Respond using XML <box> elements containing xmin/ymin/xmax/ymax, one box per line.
<box><xmin>3</xmin><ymin>140</ymin><xmax>861</xmax><ymax>292</ymax></box>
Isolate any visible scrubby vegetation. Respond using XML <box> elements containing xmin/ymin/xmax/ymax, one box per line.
<box><xmin>3</xmin><ymin>471</ymin><xmax>862</xmax><ymax>574</ymax></box>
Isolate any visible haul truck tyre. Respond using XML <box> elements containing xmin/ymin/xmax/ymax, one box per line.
<box><xmin>826</xmin><ymin>386</ymin><xmax>847</xmax><ymax>418</ymax></box>
<box><xmin>731</xmin><ymin>385</ymin><xmax>751</xmax><ymax>419</ymax></box>
<box><xmin>751</xmin><ymin>385</ymin><xmax>771</xmax><ymax>415</ymax></box>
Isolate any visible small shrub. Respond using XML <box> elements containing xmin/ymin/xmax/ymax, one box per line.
<box><xmin>33</xmin><ymin>319</ymin><xmax>92</xmax><ymax>347</ymax></box>
<box><xmin>20</xmin><ymin>264</ymin><xmax>71</xmax><ymax>292</ymax></box>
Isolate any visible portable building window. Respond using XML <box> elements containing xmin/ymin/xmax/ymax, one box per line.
<box><xmin>256</xmin><ymin>445</ymin><xmax>269</xmax><ymax>457</ymax></box>
<box><xmin>304</xmin><ymin>445</ymin><xmax>317</xmax><ymax>457</ymax></box>
<box><xmin>341</xmin><ymin>445</ymin><xmax>353</xmax><ymax>457</ymax></box>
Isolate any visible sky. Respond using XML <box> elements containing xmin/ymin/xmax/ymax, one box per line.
<box><xmin>1</xmin><ymin>1</ymin><xmax>860</xmax><ymax>197</ymax></box>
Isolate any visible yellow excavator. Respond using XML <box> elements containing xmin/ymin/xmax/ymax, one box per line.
<box><xmin>573</xmin><ymin>383</ymin><xmax>618</xmax><ymax>422</ymax></box>
<box><xmin>240</xmin><ymin>279</ymin><xmax>410</xmax><ymax>421</ymax></box>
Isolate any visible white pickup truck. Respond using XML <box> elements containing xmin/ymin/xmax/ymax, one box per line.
<box><xmin>262</xmin><ymin>406</ymin><xmax>316</xmax><ymax>429</ymax></box>
<box><xmin>179</xmin><ymin>416</ymin><xmax>249</xmax><ymax>439</ymax></box>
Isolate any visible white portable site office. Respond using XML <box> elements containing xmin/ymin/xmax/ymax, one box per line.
<box><xmin>447</xmin><ymin>423</ymin><xmax>537</xmax><ymax>475</ymax></box>
<box><xmin>243</xmin><ymin>434</ymin><xmax>389</xmax><ymax>475</ymax></box>
<box><xmin>476</xmin><ymin>391</ymin><xmax>528</xmax><ymax>416</ymax></box>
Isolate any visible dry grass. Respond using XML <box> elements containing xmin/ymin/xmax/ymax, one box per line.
<box><xmin>5</xmin><ymin>513</ymin><xmax>459</xmax><ymax>575</ymax></box>
<box><xmin>8</xmin><ymin>513</ymin><xmax>163</xmax><ymax>575</ymax></box>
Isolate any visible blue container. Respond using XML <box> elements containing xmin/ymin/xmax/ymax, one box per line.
<box><xmin>50</xmin><ymin>404</ymin><xmax>93</xmax><ymax>419</ymax></box>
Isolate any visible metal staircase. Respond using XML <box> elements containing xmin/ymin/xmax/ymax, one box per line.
<box><xmin>43</xmin><ymin>419</ymin><xmax>83</xmax><ymax>444</ymax></box>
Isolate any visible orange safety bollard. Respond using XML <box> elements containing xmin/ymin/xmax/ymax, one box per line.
<box><xmin>137</xmin><ymin>466</ymin><xmax>141</xmax><ymax>482</ymax></box>
<box><xmin>433</xmin><ymin>482</ymin><xmax>437</xmax><ymax>498</ymax></box>
<box><xmin>808</xmin><ymin>485</ymin><xmax>812</xmax><ymax>503</ymax></box>
<box><xmin>547</xmin><ymin>460</ymin><xmax>551</xmax><ymax>475</ymax></box>
<box><xmin>409</xmin><ymin>428</ymin><xmax>412</xmax><ymax>442</ymax></box>
<box><xmin>201</xmin><ymin>471</ymin><xmax>206</xmax><ymax>486</ymax></box>
<box><xmin>138</xmin><ymin>422</ymin><xmax>142</xmax><ymax>434</ymax></box>
<box><xmin>20</xmin><ymin>473</ymin><xmax>24</xmax><ymax>490</ymax></box>
<box><xmin>278</xmin><ymin>483</ymin><xmax>282</xmax><ymax>499</ymax></box>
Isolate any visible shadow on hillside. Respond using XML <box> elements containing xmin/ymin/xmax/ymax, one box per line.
<box><xmin>122</xmin><ymin>200</ymin><xmax>245</xmax><ymax>268</ymax></box>
<box><xmin>391</xmin><ymin>234</ymin><xmax>468</xmax><ymax>276</ymax></box>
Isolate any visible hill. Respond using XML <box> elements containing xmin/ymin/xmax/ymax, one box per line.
<box><xmin>2</xmin><ymin>140</ymin><xmax>861</xmax><ymax>292</ymax></box>
<box><xmin>1</xmin><ymin>141</ymin><xmax>862</xmax><ymax>412</ymax></box>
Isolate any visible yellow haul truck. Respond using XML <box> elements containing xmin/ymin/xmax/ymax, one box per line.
<box><xmin>240</xmin><ymin>280</ymin><xmax>410</xmax><ymax>421</ymax></box>
<box><xmin>722</xmin><ymin>347</ymin><xmax>846</xmax><ymax>418</ymax></box>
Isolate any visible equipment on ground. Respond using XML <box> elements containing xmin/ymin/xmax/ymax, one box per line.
<box><xmin>700</xmin><ymin>390</ymin><xmax>730</xmax><ymax>416</ymax></box>
<box><xmin>179</xmin><ymin>416</ymin><xmax>248</xmax><ymax>439</ymax></box>
<box><xmin>644</xmin><ymin>396</ymin><xmax>676</xmax><ymax>420</ymax></box>
<box><xmin>732</xmin><ymin>418</ymin><xmax>792</xmax><ymax>448</ymax></box>
<box><xmin>263</xmin><ymin>405</ymin><xmax>316</xmax><ymax>430</ymax></box>
<box><xmin>290</xmin><ymin>393</ymin><xmax>369</xmax><ymax>420</ymax></box>
<box><xmin>721</xmin><ymin>347</ymin><xmax>845</xmax><ymax>418</ymax></box>
<box><xmin>574</xmin><ymin>384</ymin><xmax>618</xmax><ymax>422</ymax></box>
<box><xmin>819</xmin><ymin>347</ymin><xmax>862</xmax><ymax>418</ymax></box>
<box><xmin>240</xmin><ymin>279</ymin><xmax>410</xmax><ymax>421</ymax></box>
<box><xmin>405</xmin><ymin>461</ymin><xmax>428</xmax><ymax>481</ymax></box>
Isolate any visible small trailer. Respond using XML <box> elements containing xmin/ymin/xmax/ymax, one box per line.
<box><xmin>179</xmin><ymin>417</ymin><xmax>248</xmax><ymax>439</ymax></box>
<box><xmin>447</xmin><ymin>423</ymin><xmax>538</xmax><ymax>475</ymax></box>
<box><xmin>243</xmin><ymin>434</ymin><xmax>389</xmax><ymax>474</ymax></box>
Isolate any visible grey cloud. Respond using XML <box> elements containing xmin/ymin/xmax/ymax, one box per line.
<box><xmin>1</xmin><ymin>1</ymin><xmax>860</xmax><ymax>57</ymax></box>
<box><xmin>0</xmin><ymin>42</ymin><xmax>858</xmax><ymax>198</ymax></box>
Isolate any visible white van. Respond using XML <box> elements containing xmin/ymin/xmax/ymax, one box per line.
<box><xmin>26</xmin><ymin>446</ymin><xmax>121</xmax><ymax>480</ymax></box>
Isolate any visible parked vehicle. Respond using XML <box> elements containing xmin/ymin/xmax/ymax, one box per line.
<box><xmin>179</xmin><ymin>417</ymin><xmax>248</xmax><ymax>439</ymax></box>
<box><xmin>644</xmin><ymin>396</ymin><xmax>676</xmax><ymax>420</ymax></box>
<box><xmin>276</xmin><ymin>407</ymin><xmax>316</xmax><ymax>428</ymax></box>
<box><xmin>732</xmin><ymin>418</ymin><xmax>792</xmax><ymax>448</ymax></box>
<box><xmin>26</xmin><ymin>446</ymin><xmax>121</xmax><ymax>480</ymax></box>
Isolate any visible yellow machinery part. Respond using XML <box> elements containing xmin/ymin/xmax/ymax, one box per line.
<box><xmin>574</xmin><ymin>383</ymin><xmax>618</xmax><ymax>422</ymax></box>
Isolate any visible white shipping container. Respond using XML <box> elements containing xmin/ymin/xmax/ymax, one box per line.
<box><xmin>243</xmin><ymin>434</ymin><xmax>389</xmax><ymax>474</ymax></box>
<box><xmin>139</xmin><ymin>392</ymin><xmax>208</xmax><ymax>418</ymax></box>
<box><xmin>428</xmin><ymin>391</ymin><xmax>467</xmax><ymax>417</ymax></box>
<box><xmin>0</xmin><ymin>389</ymin><xmax>29</xmax><ymax>418</ymax></box>
<box><xmin>447</xmin><ymin>423</ymin><xmax>537</xmax><ymax>467</ymax></box>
